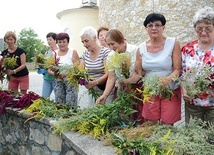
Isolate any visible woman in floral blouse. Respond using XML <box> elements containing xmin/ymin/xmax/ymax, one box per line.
<box><xmin>181</xmin><ymin>6</ymin><xmax>214</xmax><ymax>124</ymax></box>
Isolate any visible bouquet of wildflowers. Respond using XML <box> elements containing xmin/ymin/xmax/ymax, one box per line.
<box><xmin>34</xmin><ymin>53</ymin><xmax>57</xmax><ymax>70</ymax></box>
<box><xmin>107</xmin><ymin>50</ymin><xmax>132</xmax><ymax>79</ymax></box>
<box><xmin>181</xmin><ymin>64</ymin><xmax>214</xmax><ymax>98</ymax></box>
<box><xmin>67</xmin><ymin>62</ymin><xmax>89</xmax><ymax>90</ymax></box>
<box><xmin>0</xmin><ymin>54</ymin><xmax>18</xmax><ymax>81</ymax></box>
<box><xmin>67</xmin><ymin>62</ymin><xmax>99</xmax><ymax>100</ymax></box>
<box><xmin>137</xmin><ymin>75</ymin><xmax>174</xmax><ymax>103</ymax></box>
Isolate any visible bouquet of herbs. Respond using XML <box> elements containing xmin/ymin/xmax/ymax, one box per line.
<box><xmin>67</xmin><ymin>62</ymin><xmax>99</xmax><ymax>100</ymax></box>
<box><xmin>53</xmin><ymin>91</ymin><xmax>137</xmax><ymax>139</ymax></box>
<box><xmin>1</xmin><ymin>54</ymin><xmax>18</xmax><ymax>81</ymax></box>
<box><xmin>67</xmin><ymin>62</ymin><xmax>89</xmax><ymax>90</ymax></box>
<box><xmin>110</xmin><ymin>118</ymin><xmax>214</xmax><ymax>155</ymax></box>
<box><xmin>107</xmin><ymin>50</ymin><xmax>132</xmax><ymax>79</ymax></box>
<box><xmin>34</xmin><ymin>53</ymin><xmax>57</xmax><ymax>70</ymax></box>
<box><xmin>181</xmin><ymin>64</ymin><xmax>214</xmax><ymax>98</ymax></box>
<box><xmin>137</xmin><ymin>75</ymin><xmax>174</xmax><ymax>103</ymax></box>
<box><xmin>23</xmin><ymin>98</ymin><xmax>75</xmax><ymax>122</ymax></box>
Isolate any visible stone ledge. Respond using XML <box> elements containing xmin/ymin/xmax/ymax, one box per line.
<box><xmin>0</xmin><ymin>108</ymin><xmax>116</xmax><ymax>155</ymax></box>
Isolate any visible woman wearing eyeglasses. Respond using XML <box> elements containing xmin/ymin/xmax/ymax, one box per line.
<box><xmin>181</xmin><ymin>6</ymin><xmax>214</xmax><ymax>124</ymax></box>
<box><xmin>127</xmin><ymin>13</ymin><xmax>182</xmax><ymax>126</ymax></box>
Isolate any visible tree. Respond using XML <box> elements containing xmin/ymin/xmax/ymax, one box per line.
<box><xmin>17</xmin><ymin>28</ymin><xmax>48</xmax><ymax>62</ymax></box>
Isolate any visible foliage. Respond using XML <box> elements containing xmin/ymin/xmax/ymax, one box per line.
<box><xmin>180</xmin><ymin>64</ymin><xmax>214</xmax><ymax>98</ymax></box>
<box><xmin>66</xmin><ymin>62</ymin><xmax>100</xmax><ymax>100</ymax></box>
<box><xmin>0</xmin><ymin>90</ymin><xmax>16</xmax><ymax>114</ymax></box>
<box><xmin>110</xmin><ymin>118</ymin><xmax>214</xmax><ymax>155</ymax></box>
<box><xmin>23</xmin><ymin>98</ymin><xmax>76</xmax><ymax>122</ymax></box>
<box><xmin>67</xmin><ymin>62</ymin><xmax>89</xmax><ymax>90</ymax></box>
<box><xmin>0</xmin><ymin>54</ymin><xmax>18</xmax><ymax>81</ymax></box>
<box><xmin>16</xmin><ymin>28</ymin><xmax>48</xmax><ymax>62</ymax></box>
<box><xmin>34</xmin><ymin>53</ymin><xmax>56</xmax><ymax>69</ymax></box>
<box><xmin>53</xmin><ymin>91</ymin><xmax>137</xmax><ymax>138</ymax></box>
<box><xmin>107</xmin><ymin>51</ymin><xmax>132</xmax><ymax>79</ymax></box>
<box><xmin>137</xmin><ymin>75</ymin><xmax>174</xmax><ymax>103</ymax></box>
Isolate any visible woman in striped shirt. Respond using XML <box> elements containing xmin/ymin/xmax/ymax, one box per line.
<box><xmin>80</xmin><ymin>26</ymin><xmax>114</xmax><ymax>104</ymax></box>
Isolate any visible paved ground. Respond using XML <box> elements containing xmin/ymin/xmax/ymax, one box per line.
<box><xmin>1</xmin><ymin>71</ymin><xmax>185</xmax><ymax>126</ymax></box>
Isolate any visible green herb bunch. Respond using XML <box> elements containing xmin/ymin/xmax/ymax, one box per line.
<box><xmin>53</xmin><ymin>91</ymin><xmax>137</xmax><ymax>139</ymax></box>
<box><xmin>107</xmin><ymin>51</ymin><xmax>132</xmax><ymax>79</ymax></box>
<box><xmin>110</xmin><ymin>118</ymin><xmax>214</xmax><ymax>155</ymax></box>
<box><xmin>138</xmin><ymin>74</ymin><xmax>174</xmax><ymax>103</ymax></box>
<box><xmin>181</xmin><ymin>64</ymin><xmax>214</xmax><ymax>98</ymax></box>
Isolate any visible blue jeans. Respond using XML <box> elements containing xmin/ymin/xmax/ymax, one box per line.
<box><xmin>42</xmin><ymin>79</ymin><xmax>55</xmax><ymax>98</ymax></box>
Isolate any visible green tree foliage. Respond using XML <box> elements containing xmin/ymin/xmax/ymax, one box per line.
<box><xmin>17</xmin><ymin>28</ymin><xmax>48</xmax><ymax>62</ymax></box>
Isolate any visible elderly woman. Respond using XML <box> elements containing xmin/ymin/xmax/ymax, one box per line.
<box><xmin>96</xmin><ymin>29</ymin><xmax>144</xmax><ymax>124</ymax></box>
<box><xmin>80</xmin><ymin>26</ymin><xmax>113</xmax><ymax>104</ymax></box>
<box><xmin>181</xmin><ymin>6</ymin><xmax>214</xmax><ymax>124</ymax></box>
<box><xmin>128</xmin><ymin>13</ymin><xmax>182</xmax><ymax>126</ymax></box>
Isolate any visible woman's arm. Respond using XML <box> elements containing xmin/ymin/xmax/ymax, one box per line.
<box><xmin>160</xmin><ymin>40</ymin><xmax>181</xmax><ymax>87</ymax></box>
<box><xmin>72</xmin><ymin>49</ymin><xmax>80</xmax><ymax>64</ymax></box>
<box><xmin>96</xmin><ymin>70</ymin><xmax>116</xmax><ymax>104</ymax></box>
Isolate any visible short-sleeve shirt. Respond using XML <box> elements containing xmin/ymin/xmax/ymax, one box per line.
<box><xmin>181</xmin><ymin>40</ymin><xmax>214</xmax><ymax>106</ymax></box>
<box><xmin>1</xmin><ymin>47</ymin><xmax>29</xmax><ymax>77</ymax></box>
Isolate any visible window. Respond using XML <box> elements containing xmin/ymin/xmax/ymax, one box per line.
<box><xmin>82</xmin><ymin>0</ymin><xmax>97</xmax><ymax>4</ymax></box>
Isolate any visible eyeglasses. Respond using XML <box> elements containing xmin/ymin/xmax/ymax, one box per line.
<box><xmin>195</xmin><ymin>26</ymin><xmax>214</xmax><ymax>33</ymax></box>
<box><xmin>146</xmin><ymin>24</ymin><xmax>163</xmax><ymax>29</ymax></box>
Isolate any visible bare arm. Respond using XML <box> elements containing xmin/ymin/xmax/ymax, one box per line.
<box><xmin>96</xmin><ymin>70</ymin><xmax>116</xmax><ymax>104</ymax></box>
<box><xmin>159</xmin><ymin>40</ymin><xmax>181</xmax><ymax>87</ymax></box>
<box><xmin>72</xmin><ymin>49</ymin><xmax>80</xmax><ymax>64</ymax></box>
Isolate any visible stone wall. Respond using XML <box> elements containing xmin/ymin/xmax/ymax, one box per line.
<box><xmin>99</xmin><ymin>0</ymin><xmax>214</xmax><ymax>46</ymax></box>
<box><xmin>0</xmin><ymin>109</ymin><xmax>115</xmax><ymax>155</ymax></box>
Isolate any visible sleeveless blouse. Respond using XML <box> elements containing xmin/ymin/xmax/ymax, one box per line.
<box><xmin>139</xmin><ymin>37</ymin><xmax>178</xmax><ymax>89</ymax></box>
<box><xmin>57</xmin><ymin>49</ymin><xmax>74</xmax><ymax>66</ymax></box>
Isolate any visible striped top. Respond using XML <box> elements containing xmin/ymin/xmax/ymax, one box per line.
<box><xmin>82</xmin><ymin>47</ymin><xmax>111</xmax><ymax>80</ymax></box>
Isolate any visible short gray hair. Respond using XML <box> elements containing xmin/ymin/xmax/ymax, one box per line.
<box><xmin>80</xmin><ymin>26</ymin><xmax>97</xmax><ymax>40</ymax></box>
<box><xmin>193</xmin><ymin>6</ymin><xmax>214</xmax><ymax>27</ymax></box>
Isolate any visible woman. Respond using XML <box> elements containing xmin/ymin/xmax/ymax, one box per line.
<box><xmin>50</xmin><ymin>32</ymin><xmax>79</xmax><ymax>106</ymax></box>
<box><xmin>97</xmin><ymin>26</ymin><xmax>109</xmax><ymax>48</ymax></box>
<box><xmin>129</xmin><ymin>13</ymin><xmax>182</xmax><ymax>125</ymax></box>
<box><xmin>181</xmin><ymin>6</ymin><xmax>214</xmax><ymax>124</ymax></box>
<box><xmin>40</xmin><ymin>32</ymin><xmax>58</xmax><ymax>98</ymax></box>
<box><xmin>1</xmin><ymin>31</ymin><xmax>29</xmax><ymax>94</ymax></box>
<box><xmin>80</xmin><ymin>26</ymin><xmax>113</xmax><ymax>104</ymax></box>
<box><xmin>96</xmin><ymin>29</ymin><xmax>144</xmax><ymax>124</ymax></box>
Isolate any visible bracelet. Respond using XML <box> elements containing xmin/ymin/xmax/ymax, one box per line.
<box><xmin>95</xmin><ymin>79</ymin><xmax>99</xmax><ymax>85</ymax></box>
<box><xmin>13</xmin><ymin>70</ymin><xmax>16</xmax><ymax>74</ymax></box>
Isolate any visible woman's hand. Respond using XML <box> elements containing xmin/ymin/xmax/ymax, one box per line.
<box><xmin>182</xmin><ymin>87</ymin><xmax>193</xmax><ymax>104</ymax></box>
<box><xmin>159</xmin><ymin>76</ymin><xmax>172</xmax><ymax>88</ymax></box>
<box><xmin>85</xmin><ymin>80</ymin><xmax>96</xmax><ymax>89</ymax></box>
<box><xmin>7</xmin><ymin>69</ymin><xmax>14</xmax><ymax>75</ymax></box>
<box><xmin>96</xmin><ymin>95</ymin><xmax>106</xmax><ymax>105</ymax></box>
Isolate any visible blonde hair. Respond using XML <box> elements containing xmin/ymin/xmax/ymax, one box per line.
<box><xmin>4</xmin><ymin>31</ymin><xmax>17</xmax><ymax>43</ymax></box>
<box><xmin>193</xmin><ymin>6</ymin><xmax>214</xmax><ymax>27</ymax></box>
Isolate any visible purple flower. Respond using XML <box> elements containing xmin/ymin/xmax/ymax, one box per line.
<box><xmin>79</xmin><ymin>78</ymin><xmax>88</xmax><ymax>85</ymax></box>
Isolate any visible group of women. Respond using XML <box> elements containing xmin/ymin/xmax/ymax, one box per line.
<box><xmin>2</xmin><ymin>6</ymin><xmax>214</xmax><ymax>125</ymax></box>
